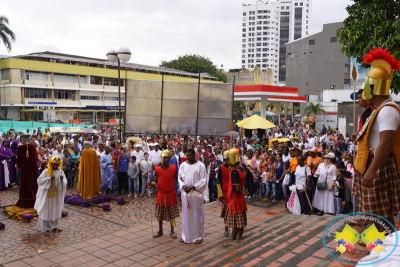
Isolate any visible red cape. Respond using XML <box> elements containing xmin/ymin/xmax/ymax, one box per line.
<box><xmin>16</xmin><ymin>144</ymin><xmax>39</xmax><ymax>209</ymax></box>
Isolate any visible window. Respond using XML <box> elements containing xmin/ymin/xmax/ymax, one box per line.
<box><xmin>242</xmin><ymin>39</ymin><xmax>246</xmax><ymax>43</ymax></box>
<box><xmin>90</xmin><ymin>76</ymin><xmax>102</xmax><ymax>85</ymax></box>
<box><xmin>300</xmin><ymin>2</ymin><xmax>303</xmax><ymax>6</ymax></box>
<box><xmin>54</xmin><ymin>90</ymin><xmax>76</xmax><ymax>100</ymax></box>
<box><xmin>309</xmin><ymin>39</ymin><xmax>315</xmax><ymax>45</ymax></box>
<box><xmin>295</xmin><ymin>3</ymin><xmax>298</xmax><ymax>6</ymax></box>
<box><xmin>242</xmin><ymin>55</ymin><xmax>246</xmax><ymax>58</ymax></box>
<box><xmin>25</xmin><ymin>88</ymin><xmax>51</xmax><ymax>99</ymax></box>
<box><xmin>1</xmin><ymin>69</ymin><xmax>9</xmax><ymax>80</ymax></box>
<box><xmin>104</xmin><ymin>96</ymin><xmax>121</xmax><ymax>101</ymax></box>
<box><xmin>54</xmin><ymin>73</ymin><xmax>79</xmax><ymax>83</ymax></box>
<box><xmin>345</xmin><ymin>64</ymin><xmax>350</xmax><ymax>75</ymax></box>
<box><xmin>80</xmin><ymin>95</ymin><xmax>100</xmax><ymax>100</ymax></box>
<box><xmin>243</xmin><ymin>12</ymin><xmax>246</xmax><ymax>16</ymax></box>
<box><xmin>104</xmin><ymin>78</ymin><xmax>124</xmax><ymax>86</ymax></box>
<box><xmin>242</xmin><ymin>60</ymin><xmax>246</xmax><ymax>63</ymax></box>
<box><xmin>243</xmin><ymin>29</ymin><xmax>246</xmax><ymax>32</ymax></box>
<box><xmin>286</xmin><ymin>6</ymin><xmax>289</xmax><ymax>9</ymax></box>
<box><xmin>243</xmin><ymin>23</ymin><xmax>246</xmax><ymax>27</ymax></box>
<box><xmin>250</xmin><ymin>11</ymin><xmax>255</xmax><ymax>15</ymax></box>
<box><xmin>330</xmin><ymin>37</ymin><xmax>338</xmax><ymax>43</ymax></box>
<box><xmin>25</xmin><ymin>71</ymin><xmax>51</xmax><ymax>81</ymax></box>
<box><xmin>242</xmin><ymin>44</ymin><xmax>246</xmax><ymax>48</ymax></box>
<box><xmin>281</xmin><ymin>6</ymin><xmax>284</xmax><ymax>10</ymax></box>
<box><xmin>242</xmin><ymin>34</ymin><xmax>246</xmax><ymax>37</ymax></box>
<box><xmin>81</xmin><ymin>112</ymin><xmax>94</xmax><ymax>121</ymax></box>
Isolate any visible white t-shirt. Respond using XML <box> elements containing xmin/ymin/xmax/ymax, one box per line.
<box><xmin>308</xmin><ymin>137</ymin><xmax>316</xmax><ymax>148</ymax></box>
<box><xmin>282</xmin><ymin>154</ymin><xmax>291</xmax><ymax>163</ymax></box>
<box><xmin>295</xmin><ymin>165</ymin><xmax>311</xmax><ymax>190</ymax></box>
<box><xmin>149</xmin><ymin>150</ymin><xmax>161</xmax><ymax>166</ymax></box>
<box><xmin>368</xmin><ymin>104</ymin><xmax>400</xmax><ymax>150</ymax></box>
<box><xmin>131</xmin><ymin>150</ymin><xmax>144</xmax><ymax>165</ymax></box>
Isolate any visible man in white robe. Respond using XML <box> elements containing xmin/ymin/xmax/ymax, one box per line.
<box><xmin>34</xmin><ymin>156</ymin><xmax>67</xmax><ymax>232</ymax></box>
<box><xmin>178</xmin><ymin>148</ymin><xmax>208</xmax><ymax>244</ymax></box>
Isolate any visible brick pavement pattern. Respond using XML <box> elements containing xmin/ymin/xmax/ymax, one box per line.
<box><xmin>0</xmin><ymin>188</ymin><xmax>381</xmax><ymax>267</ymax></box>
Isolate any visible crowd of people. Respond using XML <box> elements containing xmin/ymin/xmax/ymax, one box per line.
<box><xmin>0</xmin><ymin>121</ymin><xmax>356</xmax><ymax>217</ymax></box>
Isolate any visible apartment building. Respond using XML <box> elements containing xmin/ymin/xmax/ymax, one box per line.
<box><xmin>0</xmin><ymin>51</ymin><xmax>216</xmax><ymax>124</ymax></box>
<box><xmin>241</xmin><ymin>0</ymin><xmax>312</xmax><ymax>85</ymax></box>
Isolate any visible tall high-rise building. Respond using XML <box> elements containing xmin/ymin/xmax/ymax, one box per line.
<box><xmin>241</xmin><ymin>0</ymin><xmax>312</xmax><ymax>85</ymax></box>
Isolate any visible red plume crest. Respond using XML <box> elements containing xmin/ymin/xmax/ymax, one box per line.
<box><xmin>363</xmin><ymin>47</ymin><xmax>400</xmax><ymax>71</ymax></box>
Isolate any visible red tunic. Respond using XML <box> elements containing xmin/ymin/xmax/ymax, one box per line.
<box><xmin>155</xmin><ymin>165</ymin><xmax>177</xmax><ymax>207</ymax></box>
<box><xmin>220</xmin><ymin>165</ymin><xmax>230</xmax><ymax>205</ymax></box>
<box><xmin>227</xmin><ymin>167</ymin><xmax>247</xmax><ymax>215</ymax></box>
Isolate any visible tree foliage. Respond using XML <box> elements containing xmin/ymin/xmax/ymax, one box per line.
<box><xmin>337</xmin><ymin>0</ymin><xmax>400</xmax><ymax>93</ymax></box>
<box><xmin>304</xmin><ymin>103</ymin><xmax>326</xmax><ymax>118</ymax></box>
<box><xmin>266</xmin><ymin>102</ymin><xmax>276</xmax><ymax>111</ymax></box>
<box><xmin>160</xmin><ymin>54</ymin><xmax>227</xmax><ymax>82</ymax></box>
<box><xmin>0</xmin><ymin>16</ymin><xmax>16</xmax><ymax>52</ymax></box>
<box><xmin>233</xmin><ymin>101</ymin><xmax>246</xmax><ymax>117</ymax></box>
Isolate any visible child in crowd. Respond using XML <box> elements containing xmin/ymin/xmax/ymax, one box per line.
<box><xmin>139</xmin><ymin>152</ymin><xmax>153</xmax><ymax>197</ymax></box>
<box><xmin>261</xmin><ymin>167</ymin><xmax>269</xmax><ymax>201</ymax></box>
<box><xmin>345</xmin><ymin>154</ymin><xmax>354</xmax><ymax>213</ymax></box>
<box><xmin>280</xmin><ymin>161</ymin><xmax>291</xmax><ymax>204</ymax></box>
<box><xmin>127</xmin><ymin>156</ymin><xmax>140</xmax><ymax>198</ymax></box>
<box><xmin>265</xmin><ymin>155</ymin><xmax>277</xmax><ymax>203</ymax></box>
<box><xmin>332</xmin><ymin>169</ymin><xmax>345</xmax><ymax>216</ymax></box>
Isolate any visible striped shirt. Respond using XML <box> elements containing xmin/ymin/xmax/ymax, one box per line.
<box><xmin>118</xmin><ymin>154</ymin><xmax>130</xmax><ymax>172</ymax></box>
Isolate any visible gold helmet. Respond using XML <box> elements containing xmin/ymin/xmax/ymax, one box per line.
<box><xmin>223</xmin><ymin>150</ymin><xmax>230</xmax><ymax>160</ymax></box>
<box><xmin>362</xmin><ymin>48</ymin><xmax>400</xmax><ymax>99</ymax></box>
<box><xmin>161</xmin><ymin>150</ymin><xmax>171</xmax><ymax>162</ymax></box>
<box><xmin>228</xmin><ymin>148</ymin><xmax>240</xmax><ymax>165</ymax></box>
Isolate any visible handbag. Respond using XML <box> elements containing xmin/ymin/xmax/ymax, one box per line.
<box><xmin>317</xmin><ymin>165</ymin><xmax>329</xmax><ymax>191</ymax></box>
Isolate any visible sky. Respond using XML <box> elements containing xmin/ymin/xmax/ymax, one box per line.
<box><xmin>0</xmin><ymin>0</ymin><xmax>352</xmax><ymax>70</ymax></box>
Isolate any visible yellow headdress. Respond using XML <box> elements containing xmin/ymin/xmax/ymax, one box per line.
<box><xmin>223</xmin><ymin>150</ymin><xmax>230</xmax><ymax>160</ymax></box>
<box><xmin>161</xmin><ymin>150</ymin><xmax>170</xmax><ymax>162</ymax></box>
<box><xmin>362</xmin><ymin>48</ymin><xmax>400</xmax><ymax>99</ymax></box>
<box><xmin>228</xmin><ymin>148</ymin><xmax>240</xmax><ymax>165</ymax></box>
<box><xmin>47</xmin><ymin>156</ymin><xmax>63</xmax><ymax>176</ymax></box>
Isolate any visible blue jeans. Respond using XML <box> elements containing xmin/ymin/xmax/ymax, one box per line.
<box><xmin>334</xmin><ymin>196</ymin><xmax>342</xmax><ymax>216</ymax></box>
<box><xmin>141</xmin><ymin>172</ymin><xmax>154</xmax><ymax>194</ymax></box>
<box><xmin>129</xmin><ymin>177</ymin><xmax>138</xmax><ymax>194</ymax></box>
<box><xmin>266</xmin><ymin>181</ymin><xmax>277</xmax><ymax>199</ymax></box>
<box><xmin>113</xmin><ymin>173</ymin><xmax>119</xmax><ymax>191</ymax></box>
<box><xmin>208</xmin><ymin>177</ymin><xmax>217</xmax><ymax>199</ymax></box>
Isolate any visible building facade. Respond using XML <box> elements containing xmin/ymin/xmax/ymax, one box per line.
<box><xmin>0</xmin><ymin>52</ymin><xmax>216</xmax><ymax>124</ymax></box>
<box><xmin>285</xmin><ymin>22</ymin><xmax>351</xmax><ymax>113</ymax></box>
<box><xmin>241</xmin><ymin>0</ymin><xmax>312</xmax><ymax>85</ymax></box>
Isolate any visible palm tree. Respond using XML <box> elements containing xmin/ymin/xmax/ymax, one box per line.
<box><xmin>266</xmin><ymin>102</ymin><xmax>276</xmax><ymax>112</ymax></box>
<box><xmin>293</xmin><ymin>105</ymin><xmax>300</xmax><ymax>114</ymax></box>
<box><xmin>304</xmin><ymin>103</ymin><xmax>326</xmax><ymax>129</ymax></box>
<box><xmin>0</xmin><ymin>16</ymin><xmax>16</xmax><ymax>52</ymax></box>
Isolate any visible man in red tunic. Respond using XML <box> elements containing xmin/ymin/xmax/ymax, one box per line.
<box><xmin>153</xmin><ymin>150</ymin><xmax>179</xmax><ymax>239</ymax></box>
<box><xmin>225</xmin><ymin>148</ymin><xmax>247</xmax><ymax>241</ymax></box>
<box><xmin>217</xmin><ymin>150</ymin><xmax>230</xmax><ymax>237</ymax></box>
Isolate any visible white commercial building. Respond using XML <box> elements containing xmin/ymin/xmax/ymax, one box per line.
<box><xmin>241</xmin><ymin>0</ymin><xmax>312</xmax><ymax>85</ymax></box>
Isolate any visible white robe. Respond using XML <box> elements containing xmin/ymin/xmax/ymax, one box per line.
<box><xmin>178</xmin><ymin>161</ymin><xmax>208</xmax><ymax>243</ymax></box>
<box><xmin>312</xmin><ymin>163</ymin><xmax>336</xmax><ymax>214</ymax></box>
<box><xmin>34</xmin><ymin>169</ymin><xmax>67</xmax><ymax>230</ymax></box>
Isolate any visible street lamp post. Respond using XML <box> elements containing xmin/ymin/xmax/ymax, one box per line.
<box><xmin>106</xmin><ymin>47</ymin><xmax>131</xmax><ymax>142</ymax></box>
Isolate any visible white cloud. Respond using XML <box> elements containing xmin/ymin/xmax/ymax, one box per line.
<box><xmin>0</xmin><ymin>0</ymin><xmax>352</xmax><ymax>70</ymax></box>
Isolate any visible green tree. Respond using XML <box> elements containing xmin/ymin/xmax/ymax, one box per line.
<box><xmin>266</xmin><ymin>102</ymin><xmax>276</xmax><ymax>112</ymax></box>
<box><xmin>0</xmin><ymin>16</ymin><xmax>16</xmax><ymax>52</ymax></box>
<box><xmin>293</xmin><ymin>105</ymin><xmax>300</xmax><ymax>115</ymax></box>
<box><xmin>337</xmin><ymin>0</ymin><xmax>400</xmax><ymax>93</ymax></box>
<box><xmin>305</xmin><ymin>103</ymin><xmax>326</xmax><ymax>128</ymax></box>
<box><xmin>233</xmin><ymin>101</ymin><xmax>246</xmax><ymax>118</ymax></box>
<box><xmin>160</xmin><ymin>54</ymin><xmax>227</xmax><ymax>82</ymax></box>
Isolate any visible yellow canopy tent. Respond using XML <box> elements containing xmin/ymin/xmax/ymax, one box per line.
<box><xmin>236</xmin><ymin>114</ymin><xmax>276</xmax><ymax>129</ymax></box>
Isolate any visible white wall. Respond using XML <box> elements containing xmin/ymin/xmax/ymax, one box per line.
<box><xmin>322</xmin><ymin>89</ymin><xmax>400</xmax><ymax>103</ymax></box>
<box><xmin>6</xmin><ymin>107</ymin><xmax>20</xmax><ymax>120</ymax></box>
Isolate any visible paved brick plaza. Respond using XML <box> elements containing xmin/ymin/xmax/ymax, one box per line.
<box><xmin>0</xmin><ymin>188</ymin><xmax>374</xmax><ymax>267</ymax></box>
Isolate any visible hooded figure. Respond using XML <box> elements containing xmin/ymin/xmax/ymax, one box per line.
<box><xmin>77</xmin><ymin>141</ymin><xmax>101</xmax><ymax>199</ymax></box>
<box><xmin>34</xmin><ymin>156</ymin><xmax>67</xmax><ymax>232</ymax></box>
<box><xmin>0</xmin><ymin>139</ymin><xmax>15</xmax><ymax>190</ymax></box>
